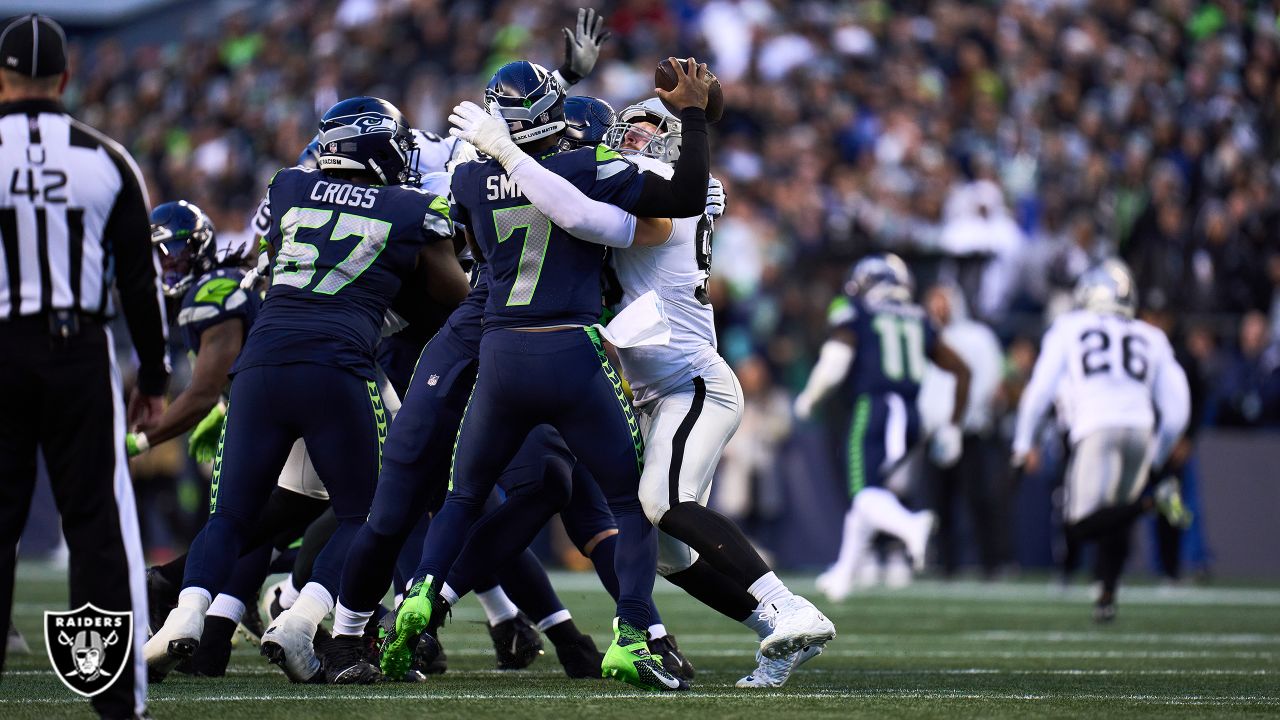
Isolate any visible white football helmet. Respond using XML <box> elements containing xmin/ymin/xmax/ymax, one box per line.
<box><xmin>603</xmin><ymin>98</ymin><xmax>682</xmax><ymax>165</ymax></box>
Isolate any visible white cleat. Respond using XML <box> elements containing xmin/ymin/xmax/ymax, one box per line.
<box><xmin>906</xmin><ymin>510</ymin><xmax>936</xmax><ymax>572</ymax></box>
<box><xmin>144</xmin><ymin>607</ymin><xmax>203</xmax><ymax>679</ymax></box>
<box><xmin>736</xmin><ymin>645</ymin><xmax>823</xmax><ymax>688</ymax></box>
<box><xmin>760</xmin><ymin>595</ymin><xmax>836</xmax><ymax>660</ymax></box>
<box><xmin>260</xmin><ymin>610</ymin><xmax>321</xmax><ymax>683</ymax></box>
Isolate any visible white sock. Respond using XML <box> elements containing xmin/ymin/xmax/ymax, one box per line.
<box><xmin>831</xmin><ymin>498</ymin><xmax>874</xmax><ymax>577</ymax></box>
<box><xmin>333</xmin><ymin>601</ymin><xmax>374</xmax><ymax>638</ymax></box>
<box><xmin>536</xmin><ymin>609</ymin><xmax>572</xmax><ymax>633</ymax></box>
<box><xmin>278</xmin><ymin>575</ymin><xmax>301</xmax><ymax>610</ymax></box>
<box><xmin>856</xmin><ymin>487</ymin><xmax>920</xmax><ymax>541</ymax></box>
<box><xmin>440</xmin><ymin>583</ymin><xmax>462</xmax><ymax>607</ymax></box>
<box><xmin>747</xmin><ymin>571</ymin><xmax>794</xmax><ymax>607</ymax></box>
<box><xmin>290</xmin><ymin>582</ymin><xmax>334</xmax><ymax>630</ymax></box>
<box><xmin>207</xmin><ymin>594</ymin><xmax>245</xmax><ymax>623</ymax></box>
<box><xmin>647</xmin><ymin>623</ymin><xmax>668</xmax><ymax>640</ymax></box>
<box><xmin>476</xmin><ymin>587</ymin><xmax>518</xmax><ymax>625</ymax></box>
<box><xmin>178</xmin><ymin>587</ymin><xmax>212</xmax><ymax>614</ymax></box>
<box><xmin>742</xmin><ymin>605</ymin><xmax>774</xmax><ymax>640</ymax></box>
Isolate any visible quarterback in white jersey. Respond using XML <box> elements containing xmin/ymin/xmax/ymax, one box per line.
<box><xmin>1012</xmin><ymin>259</ymin><xmax>1190</xmax><ymax>620</ymax></box>
<box><xmin>450</xmin><ymin>93</ymin><xmax>835</xmax><ymax>688</ymax></box>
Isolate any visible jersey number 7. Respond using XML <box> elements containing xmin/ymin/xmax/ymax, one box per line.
<box><xmin>273</xmin><ymin>207</ymin><xmax>391</xmax><ymax>295</ymax></box>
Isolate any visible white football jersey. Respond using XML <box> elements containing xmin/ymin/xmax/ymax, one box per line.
<box><xmin>1013</xmin><ymin>310</ymin><xmax>1190</xmax><ymax>457</ymax></box>
<box><xmin>610</xmin><ymin>154</ymin><xmax>722</xmax><ymax>406</ymax></box>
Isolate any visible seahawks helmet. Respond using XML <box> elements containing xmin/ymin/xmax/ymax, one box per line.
<box><xmin>1074</xmin><ymin>258</ymin><xmax>1137</xmax><ymax>318</ymax></box>
<box><xmin>484</xmin><ymin>61</ymin><xmax>567</xmax><ymax>145</ymax></box>
<box><xmin>560</xmin><ymin>96</ymin><xmax>616</xmax><ymax>151</ymax></box>
<box><xmin>317</xmin><ymin>97</ymin><xmax>420</xmax><ymax>185</ymax></box>
<box><xmin>298</xmin><ymin>135</ymin><xmax>322</xmax><ymax>168</ymax></box>
<box><xmin>603</xmin><ymin>98</ymin><xmax>682</xmax><ymax>165</ymax></box>
<box><xmin>846</xmin><ymin>253</ymin><xmax>914</xmax><ymax>305</ymax></box>
<box><xmin>151</xmin><ymin>200</ymin><xmax>218</xmax><ymax>298</ymax></box>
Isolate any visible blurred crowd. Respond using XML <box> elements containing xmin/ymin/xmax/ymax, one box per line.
<box><xmin>53</xmin><ymin>0</ymin><xmax>1280</xmax><ymax>565</ymax></box>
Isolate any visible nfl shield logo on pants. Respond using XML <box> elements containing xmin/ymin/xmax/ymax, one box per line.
<box><xmin>44</xmin><ymin>603</ymin><xmax>133</xmax><ymax>697</ymax></box>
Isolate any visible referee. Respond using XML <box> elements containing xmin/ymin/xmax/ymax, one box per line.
<box><xmin>0</xmin><ymin>15</ymin><xmax>168</xmax><ymax>720</ymax></box>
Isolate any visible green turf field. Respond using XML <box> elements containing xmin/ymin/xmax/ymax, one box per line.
<box><xmin>4</xmin><ymin>563</ymin><xmax>1278</xmax><ymax>719</ymax></box>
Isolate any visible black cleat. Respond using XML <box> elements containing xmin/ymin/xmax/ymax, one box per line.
<box><xmin>176</xmin><ymin>616</ymin><xmax>235</xmax><ymax>677</ymax></box>
<box><xmin>320</xmin><ymin>634</ymin><xmax>381</xmax><ymax>685</ymax></box>
<box><xmin>648</xmin><ymin>634</ymin><xmax>695</xmax><ymax>680</ymax></box>
<box><xmin>413</xmin><ymin>630</ymin><xmax>447</xmax><ymax>675</ymax></box>
<box><xmin>238</xmin><ymin>606</ymin><xmax>265</xmax><ymax>647</ymax></box>
<box><xmin>488</xmin><ymin>612</ymin><xmax>544</xmax><ymax>670</ymax></box>
<box><xmin>145</xmin><ymin>566</ymin><xmax>179</xmax><ymax>635</ymax></box>
<box><xmin>553</xmin><ymin>632</ymin><xmax>604</xmax><ymax>679</ymax></box>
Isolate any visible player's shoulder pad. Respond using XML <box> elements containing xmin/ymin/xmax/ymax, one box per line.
<box><xmin>411</xmin><ymin>190</ymin><xmax>453</xmax><ymax>238</ymax></box>
<box><xmin>180</xmin><ymin>270</ymin><xmax>248</xmax><ymax>326</ymax></box>
<box><xmin>828</xmin><ymin>295</ymin><xmax>857</xmax><ymax>327</ymax></box>
<box><xmin>592</xmin><ymin>144</ymin><xmax>634</xmax><ymax>181</ymax></box>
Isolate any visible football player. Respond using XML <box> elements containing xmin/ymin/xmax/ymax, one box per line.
<box><xmin>1013</xmin><ymin>259</ymin><xmax>1190</xmax><ymax>621</ymax></box>
<box><xmin>143</xmin><ymin>96</ymin><xmax>472</xmax><ymax>680</ymax></box>
<box><xmin>793</xmin><ymin>255</ymin><xmax>971</xmax><ymax>602</ymax></box>
<box><xmin>449</xmin><ymin>92</ymin><xmax>837</xmax><ymax>687</ymax></box>
<box><xmin>382</xmin><ymin>58</ymin><xmax>713</xmax><ymax>692</ymax></box>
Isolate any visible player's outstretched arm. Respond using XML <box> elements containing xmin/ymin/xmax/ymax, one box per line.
<box><xmin>629</xmin><ymin>57</ymin><xmax>712</xmax><ymax>219</ymax></box>
<box><xmin>450</xmin><ymin>101</ymin><xmax>640</xmax><ymax>247</ymax></box>
<box><xmin>1011</xmin><ymin>324</ymin><xmax>1068</xmax><ymax>464</ymax></box>
<box><xmin>1150</xmin><ymin>351</ymin><xmax>1192</xmax><ymax>469</ymax></box>
<box><xmin>553</xmin><ymin>7</ymin><xmax>611</xmax><ymax>87</ymax></box>
<box><xmin>129</xmin><ymin>319</ymin><xmax>243</xmax><ymax>454</ymax></box>
<box><xmin>794</xmin><ymin>329</ymin><xmax>857</xmax><ymax>420</ymax></box>
<box><xmin>930</xmin><ymin>339</ymin><xmax>971</xmax><ymax>427</ymax></box>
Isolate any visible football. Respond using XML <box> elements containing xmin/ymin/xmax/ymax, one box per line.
<box><xmin>655</xmin><ymin>58</ymin><xmax>724</xmax><ymax>122</ymax></box>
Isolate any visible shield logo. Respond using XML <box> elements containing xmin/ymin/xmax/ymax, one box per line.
<box><xmin>44</xmin><ymin>604</ymin><xmax>133</xmax><ymax>698</ymax></box>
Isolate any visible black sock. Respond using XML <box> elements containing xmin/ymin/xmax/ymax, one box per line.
<box><xmin>1095</xmin><ymin>525</ymin><xmax>1131</xmax><ymax>598</ymax></box>
<box><xmin>664</xmin><ymin>558</ymin><xmax>757</xmax><ymax>623</ymax></box>
<box><xmin>157</xmin><ymin>554</ymin><xmax>187</xmax><ymax>587</ymax></box>
<box><xmin>544</xmin><ymin>618</ymin><xmax>585</xmax><ymax>647</ymax></box>
<box><xmin>1069</xmin><ymin>502</ymin><xmax>1146</xmax><ymax>543</ymax></box>
<box><xmin>201</xmin><ymin>615</ymin><xmax>238</xmax><ymax>646</ymax></box>
<box><xmin>658</xmin><ymin>502</ymin><xmax>770</xmax><ymax>588</ymax></box>
<box><xmin>292</xmin><ymin>509</ymin><xmax>339</xmax><ymax>588</ymax></box>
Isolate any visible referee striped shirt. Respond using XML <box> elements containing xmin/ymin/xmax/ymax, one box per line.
<box><xmin>0</xmin><ymin>98</ymin><xmax>169</xmax><ymax>394</ymax></box>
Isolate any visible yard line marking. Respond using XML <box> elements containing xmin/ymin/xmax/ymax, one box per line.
<box><xmin>4</xmin><ymin>667</ymin><xmax>1271</xmax><ymax>678</ymax></box>
<box><xmin>964</xmin><ymin>631</ymin><xmax>1280</xmax><ymax>645</ymax></box>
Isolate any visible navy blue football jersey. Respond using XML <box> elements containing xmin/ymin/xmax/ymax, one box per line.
<box><xmin>449</xmin><ymin>145</ymin><xmax>644</xmax><ymax>330</ymax></box>
<box><xmin>177</xmin><ymin>268</ymin><xmax>259</xmax><ymax>354</ymax></box>
<box><xmin>234</xmin><ymin>167</ymin><xmax>454</xmax><ymax>379</ymax></box>
<box><xmin>829</xmin><ymin>294</ymin><xmax>938</xmax><ymax>402</ymax></box>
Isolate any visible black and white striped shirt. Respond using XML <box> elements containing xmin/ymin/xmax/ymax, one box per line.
<box><xmin>0</xmin><ymin>98</ymin><xmax>169</xmax><ymax>394</ymax></box>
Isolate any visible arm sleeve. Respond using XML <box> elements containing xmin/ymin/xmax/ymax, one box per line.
<box><xmin>626</xmin><ymin>107</ymin><xmax>710</xmax><ymax>218</ymax></box>
<box><xmin>797</xmin><ymin>339</ymin><xmax>855</xmax><ymax>407</ymax></box>
<box><xmin>1151</xmin><ymin>347</ymin><xmax>1192</xmax><ymax>467</ymax></box>
<box><xmin>106</xmin><ymin>148</ymin><xmax>171</xmax><ymax>396</ymax></box>
<box><xmin>508</xmin><ymin>155</ymin><xmax>637</xmax><ymax>247</ymax></box>
<box><xmin>1012</xmin><ymin>323</ymin><xmax>1068</xmax><ymax>456</ymax></box>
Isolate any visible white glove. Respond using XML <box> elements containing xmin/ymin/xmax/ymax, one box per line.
<box><xmin>448</xmin><ymin>101</ymin><xmax>526</xmax><ymax>171</ymax></box>
<box><xmin>705</xmin><ymin>176</ymin><xmax>725</xmax><ymax>217</ymax></box>
<box><xmin>793</xmin><ymin>392</ymin><xmax>817</xmax><ymax>421</ymax></box>
<box><xmin>929</xmin><ymin>424</ymin><xmax>963</xmax><ymax>468</ymax></box>
<box><xmin>557</xmin><ymin>8</ymin><xmax>611</xmax><ymax>85</ymax></box>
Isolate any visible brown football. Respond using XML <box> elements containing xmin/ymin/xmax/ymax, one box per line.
<box><xmin>655</xmin><ymin>58</ymin><xmax>724</xmax><ymax>122</ymax></box>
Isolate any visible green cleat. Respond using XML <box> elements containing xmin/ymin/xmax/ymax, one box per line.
<box><xmin>1154</xmin><ymin>478</ymin><xmax>1193</xmax><ymax>530</ymax></box>
<box><xmin>600</xmin><ymin>618</ymin><xmax>688</xmax><ymax>691</ymax></box>
<box><xmin>379</xmin><ymin>578</ymin><xmax>436</xmax><ymax>679</ymax></box>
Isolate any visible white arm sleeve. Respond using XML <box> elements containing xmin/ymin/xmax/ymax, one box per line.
<box><xmin>1013</xmin><ymin>323</ymin><xmax>1069</xmax><ymax>456</ymax></box>
<box><xmin>1150</xmin><ymin>350</ymin><xmax>1191</xmax><ymax>468</ymax></box>
<box><xmin>797</xmin><ymin>339</ymin><xmax>855</xmax><ymax>408</ymax></box>
<box><xmin>506</xmin><ymin>155</ymin><xmax>637</xmax><ymax>248</ymax></box>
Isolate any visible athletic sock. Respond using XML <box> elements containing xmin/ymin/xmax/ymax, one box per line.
<box><xmin>542</xmin><ymin>615</ymin><xmax>583</xmax><ymax>646</ymax></box>
<box><xmin>657</xmin><ymin>502</ymin><xmax>771</xmax><ymax>587</ymax></box>
<box><xmin>855</xmin><ymin>487</ymin><xmax>921</xmax><ymax>542</ymax></box>
<box><xmin>475</xmin><ymin>587</ymin><xmax>518</xmax><ymax>625</ymax></box>
<box><xmin>291</xmin><ymin>582</ymin><xmax>334</xmax><ymax>630</ymax></box>
<box><xmin>647</xmin><ymin>623</ymin><xmax>668</xmax><ymax>640</ymax></box>
<box><xmin>333</xmin><ymin>600</ymin><xmax>374</xmax><ymax>638</ymax></box>
<box><xmin>663</xmin><ymin>558</ymin><xmax>756</xmax><ymax>623</ymax></box>
<box><xmin>747</xmin><ymin>571</ymin><xmax>794</xmax><ymax>607</ymax></box>
<box><xmin>207</xmin><ymin>594</ymin><xmax>246</xmax><ymax>624</ymax></box>
<box><xmin>178</xmin><ymin>587</ymin><xmax>212</xmax><ymax>614</ymax></box>
<box><xmin>278</xmin><ymin>575</ymin><xmax>301</xmax><ymax>610</ymax></box>
<box><xmin>440</xmin><ymin>582</ymin><xmax>462</xmax><ymax>607</ymax></box>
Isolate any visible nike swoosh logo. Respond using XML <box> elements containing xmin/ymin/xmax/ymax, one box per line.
<box><xmin>658</xmin><ymin>672</ymin><xmax>682</xmax><ymax>689</ymax></box>
<box><xmin>509</xmin><ymin>634</ymin><xmax>519</xmax><ymax>657</ymax></box>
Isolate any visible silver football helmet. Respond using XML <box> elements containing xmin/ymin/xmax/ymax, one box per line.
<box><xmin>846</xmin><ymin>253</ymin><xmax>914</xmax><ymax>305</ymax></box>
<box><xmin>1074</xmin><ymin>258</ymin><xmax>1137</xmax><ymax>317</ymax></box>
<box><xmin>603</xmin><ymin>98</ymin><xmax>682</xmax><ymax>165</ymax></box>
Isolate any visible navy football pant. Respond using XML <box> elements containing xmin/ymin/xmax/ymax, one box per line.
<box><xmin>183</xmin><ymin>364</ymin><xmax>385</xmax><ymax>599</ymax></box>
<box><xmin>417</xmin><ymin>328</ymin><xmax>655</xmax><ymax>629</ymax></box>
<box><xmin>846</xmin><ymin>392</ymin><xmax>920</xmax><ymax>498</ymax></box>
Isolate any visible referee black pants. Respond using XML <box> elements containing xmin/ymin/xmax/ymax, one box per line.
<box><xmin>0</xmin><ymin>317</ymin><xmax>147</xmax><ymax>718</ymax></box>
